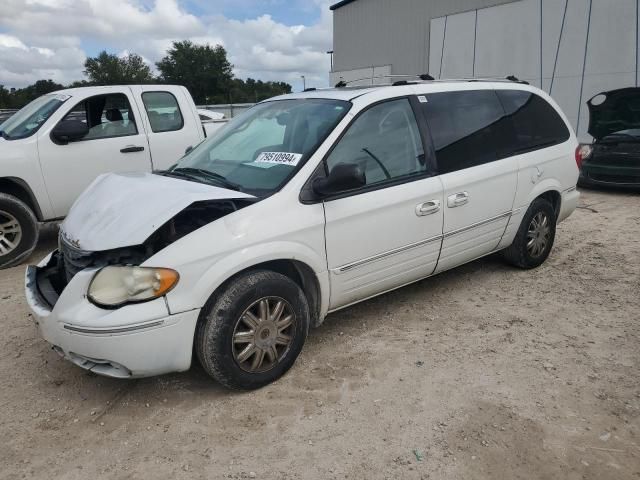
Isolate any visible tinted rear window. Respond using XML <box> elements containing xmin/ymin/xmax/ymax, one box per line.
<box><xmin>496</xmin><ymin>90</ymin><xmax>570</xmax><ymax>153</ymax></box>
<box><xmin>420</xmin><ymin>90</ymin><xmax>513</xmax><ymax>174</ymax></box>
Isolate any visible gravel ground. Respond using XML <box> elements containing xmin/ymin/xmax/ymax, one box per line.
<box><xmin>0</xmin><ymin>188</ymin><xmax>638</xmax><ymax>480</ymax></box>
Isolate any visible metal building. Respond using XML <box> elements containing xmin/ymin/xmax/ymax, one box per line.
<box><xmin>330</xmin><ymin>0</ymin><xmax>640</xmax><ymax>140</ymax></box>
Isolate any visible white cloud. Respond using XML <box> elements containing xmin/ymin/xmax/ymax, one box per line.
<box><xmin>0</xmin><ymin>0</ymin><xmax>333</xmax><ymax>90</ymax></box>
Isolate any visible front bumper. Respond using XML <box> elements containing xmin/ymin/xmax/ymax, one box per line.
<box><xmin>579</xmin><ymin>161</ymin><xmax>640</xmax><ymax>189</ymax></box>
<box><xmin>25</xmin><ymin>253</ymin><xmax>200</xmax><ymax>378</ymax></box>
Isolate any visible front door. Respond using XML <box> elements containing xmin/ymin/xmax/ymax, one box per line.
<box><xmin>322</xmin><ymin>98</ymin><xmax>444</xmax><ymax>309</ymax></box>
<box><xmin>417</xmin><ymin>89</ymin><xmax>518</xmax><ymax>273</ymax></box>
<box><xmin>38</xmin><ymin>88</ymin><xmax>152</xmax><ymax>217</ymax></box>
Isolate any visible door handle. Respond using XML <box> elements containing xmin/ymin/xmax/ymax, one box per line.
<box><xmin>416</xmin><ymin>199</ymin><xmax>441</xmax><ymax>216</ymax></box>
<box><xmin>120</xmin><ymin>146</ymin><xmax>145</xmax><ymax>153</ymax></box>
<box><xmin>447</xmin><ymin>191</ymin><xmax>469</xmax><ymax>208</ymax></box>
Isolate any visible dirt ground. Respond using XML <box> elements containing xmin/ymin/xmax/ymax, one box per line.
<box><xmin>0</xmin><ymin>188</ymin><xmax>638</xmax><ymax>480</ymax></box>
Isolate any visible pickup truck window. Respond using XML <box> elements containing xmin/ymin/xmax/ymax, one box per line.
<box><xmin>58</xmin><ymin>93</ymin><xmax>138</xmax><ymax>141</ymax></box>
<box><xmin>0</xmin><ymin>94</ymin><xmax>69</xmax><ymax>140</ymax></box>
<box><xmin>169</xmin><ymin>99</ymin><xmax>350</xmax><ymax>196</ymax></box>
<box><xmin>142</xmin><ymin>91</ymin><xmax>184</xmax><ymax>133</ymax></box>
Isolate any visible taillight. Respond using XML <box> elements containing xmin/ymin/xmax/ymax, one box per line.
<box><xmin>575</xmin><ymin>144</ymin><xmax>593</xmax><ymax>169</ymax></box>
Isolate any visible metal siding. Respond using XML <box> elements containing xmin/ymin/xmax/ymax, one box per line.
<box><xmin>332</xmin><ymin>0</ymin><xmax>517</xmax><ymax>75</ymax></box>
<box><xmin>333</xmin><ymin>0</ymin><xmax>639</xmax><ymax>140</ymax></box>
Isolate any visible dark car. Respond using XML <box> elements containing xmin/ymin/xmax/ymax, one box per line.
<box><xmin>577</xmin><ymin>87</ymin><xmax>640</xmax><ymax>189</ymax></box>
<box><xmin>0</xmin><ymin>111</ymin><xmax>16</xmax><ymax>124</ymax></box>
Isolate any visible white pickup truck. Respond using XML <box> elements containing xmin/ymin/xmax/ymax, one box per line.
<box><xmin>0</xmin><ymin>85</ymin><xmax>211</xmax><ymax>268</ymax></box>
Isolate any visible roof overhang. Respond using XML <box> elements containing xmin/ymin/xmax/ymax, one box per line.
<box><xmin>330</xmin><ymin>0</ymin><xmax>359</xmax><ymax>11</ymax></box>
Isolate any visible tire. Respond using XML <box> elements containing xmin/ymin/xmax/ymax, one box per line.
<box><xmin>502</xmin><ymin>197</ymin><xmax>556</xmax><ymax>269</ymax></box>
<box><xmin>0</xmin><ymin>193</ymin><xmax>39</xmax><ymax>270</ymax></box>
<box><xmin>195</xmin><ymin>270</ymin><xmax>310</xmax><ymax>390</ymax></box>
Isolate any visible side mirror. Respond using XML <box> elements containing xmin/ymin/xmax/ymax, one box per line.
<box><xmin>51</xmin><ymin>120</ymin><xmax>89</xmax><ymax>144</ymax></box>
<box><xmin>184</xmin><ymin>145</ymin><xmax>194</xmax><ymax>155</ymax></box>
<box><xmin>312</xmin><ymin>163</ymin><xmax>366</xmax><ymax>197</ymax></box>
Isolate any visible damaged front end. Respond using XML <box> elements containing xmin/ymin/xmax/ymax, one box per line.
<box><xmin>35</xmin><ymin>198</ymin><xmax>255</xmax><ymax>309</ymax></box>
<box><xmin>31</xmin><ymin>172</ymin><xmax>257</xmax><ymax>310</ymax></box>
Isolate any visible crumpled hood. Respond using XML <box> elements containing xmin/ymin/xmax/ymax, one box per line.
<box><xmin>61</xmin><ymin>172</ymin><xmax>255</xmax><ymax>252</ymax></box>
<box><xmin>587</xmin><ymin>87</ymin><xmax>640</xmax><ymax>140</ymax></box>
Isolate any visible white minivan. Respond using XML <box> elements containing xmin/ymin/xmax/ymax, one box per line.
<box><xmin>26</xmin><ymin>79</ymin><xmax>580</xmax><ymax>390</ymax></box>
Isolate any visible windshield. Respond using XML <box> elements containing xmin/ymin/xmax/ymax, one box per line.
<box><xmin>169</xmin><ymin>99</ymin><xmax>350</xmax><ymax>195</ymax></box>
<box><xmin>0</xmin><ymin>93</ymin><xmax>70</xmax><ymax>140</ymax></box>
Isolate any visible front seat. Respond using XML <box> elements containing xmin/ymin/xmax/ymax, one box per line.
<box><xmin>102</xmin><ymin>108</ymin><xmax>130</xmax><ymax>137</ymax></box>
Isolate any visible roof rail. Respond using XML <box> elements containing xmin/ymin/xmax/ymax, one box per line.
<box><xmin>331</xmin><ymin>74</ymin><xmax>532</xmax><ymax>89</ymax></box>
<box><xmin>335</xmin><ymin>74</ymin><xmax>426</xmax><ymax>87</ymax></box>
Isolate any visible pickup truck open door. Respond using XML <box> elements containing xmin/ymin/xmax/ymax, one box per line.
<box><xmin>37</xmin><ymin>87</ymin><xmax>153</xmax><ymax>217</ymax></box>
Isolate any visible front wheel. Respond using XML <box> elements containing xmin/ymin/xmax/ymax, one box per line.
<box><xmin>195</xmin><ymin>270</ymin><xmax>310</xmax><ymax>390</ymax></box>
<box><xmin>0</xmin><ymin>193</ymin><xmax>39</xmax><ymax>269</ymax></box>
<box><xmin>502</xmin><ymin>197</ymin><xmax>556</xmax><ymax>269</ymax></box>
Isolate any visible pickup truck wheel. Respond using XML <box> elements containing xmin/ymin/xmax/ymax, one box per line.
<box><xmin>503</xmin><ymin>197</ymin><xmax>556</xmax><ymax>269</ymax></box>
<box><xmin>195</xmin><ymin>270</ymin><xmax>310</xmax><ymax>390</ymax></box>
<box><xmin>0</xmin><ymin>193</ymin><xmax>39</xmax><ymax>269</ymax></box>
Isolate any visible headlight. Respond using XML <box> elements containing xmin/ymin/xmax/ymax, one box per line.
<box><xmin>88</xmin><ymin>266</ymin><xmax>179</xmax><ymax>308</ymax></box>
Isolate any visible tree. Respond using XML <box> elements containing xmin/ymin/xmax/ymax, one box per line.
<box><xmin>224</xmin><ymin>78</ymin><xmax>292</xmax><ymax>104</ymax></box>
<box><xmin>0</xmin><ymin>85</ymin><xmax>12</xmax><ymax>109</ymax></box>
<box><xmin>84</xmin><ymin>51</ymin><xmax>154</xmax><ymax>85</ymax></box>
<box><xmin>156</xmin><ymin>41</ymin><xmax>233</xmax><ymax>104</ymax></box>
<box><xmin>0</xmin><ymin>79</ymin><xmax>64</xmax><ymax>108</ymax></box>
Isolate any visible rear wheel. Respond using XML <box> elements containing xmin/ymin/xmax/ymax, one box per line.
<box><xmin>0</xmin><ymin>193</ymin><xmax>39</xmax><ymax>269</ymax></box>
<box><xmin>503</xmin><ymin>197</ymin><xmax>556</xmax><ymax>269</ymax></box>
<box><xmin>195</xmin><ymin>270</ymin><xmax>310</xmax><ymax>390</ymax></box>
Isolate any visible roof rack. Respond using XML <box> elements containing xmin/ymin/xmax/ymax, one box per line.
<box><xmin>334</xmin><ymin>74</ymin><xmax>528</xmax><ymax>88</ymax></box>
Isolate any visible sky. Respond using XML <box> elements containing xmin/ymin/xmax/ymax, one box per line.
<box><xmin>0</xmin><ymin>0</ymin><xmax>335</xmax><ymax>91</ymax></box>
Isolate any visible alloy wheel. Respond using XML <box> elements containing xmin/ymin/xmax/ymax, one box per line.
<box><xmin>0</xmin><ymin>210</ymin><xmax>22</xmax><ymax>257</ymax></box>
<box><xmin>231</xmin><ymin>297</ymin><xmax>296</xmax><ymax>373</ymax></box>
<box><xmin>526</xmin><ymin>211</ymin><xmax>550</xmax><ymax>258</ymax></box>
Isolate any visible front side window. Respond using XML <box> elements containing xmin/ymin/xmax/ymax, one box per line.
<box><xmin>326</xmin><ymin>98</ymin><xmax>426</xmax><ymax>185</ymax></box>
<box><xmin>169</xmin><ymin>99</ymin><xmax>350</xmax><ymax>195</ymax></box>
<box><xmin>421</xmin><ymin>90</ymin><xmax>513</xmax><ymax>174</ymax></box>
<box><xmin>142</xmin><ymin>92</ymin><xmax>184</xmax><ymax>133</ymax></box>
<box><xmin>0</xmin><ymin>94</ymin><xmax>69</xmax><ymax>140</ymax></box>
<box><xmin>59</xmin><ymin>93</ymin><xmax>138</xmax><ymax>141</ymax></box>
<box><xmin>497</xmin><ymin>90</ymin><xmax>570</xmax><ymax>154</ymax></box>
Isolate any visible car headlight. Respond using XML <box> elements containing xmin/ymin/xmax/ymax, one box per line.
<box><xmin>88</xmin><ymin>266</ymin><xmax>179</xmax><ymax>308</ymax></box>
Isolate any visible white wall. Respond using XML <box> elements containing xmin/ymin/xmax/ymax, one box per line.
<box><xmin>429</xmin><ymin>0</ymin><xmax>639</xmax><ymax>140</ymax></box>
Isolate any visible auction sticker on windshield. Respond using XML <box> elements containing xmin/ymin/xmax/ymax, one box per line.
<box><xmin>255</xmin><ymin>151</ymin><xmax>303</xmax><ymax>166</ymax></box>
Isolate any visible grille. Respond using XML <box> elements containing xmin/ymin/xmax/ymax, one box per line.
<box><xmin>59</xmin><ymin>235</ymin><xmax>96</xmax><ymax>282</ymax></box>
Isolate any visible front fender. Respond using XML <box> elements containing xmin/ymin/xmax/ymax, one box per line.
<box><xmin>162</xmin><ymin>240</ymin><xmax>330</xmax><ymax>319</ymax></box>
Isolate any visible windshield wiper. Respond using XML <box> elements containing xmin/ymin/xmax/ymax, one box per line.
<box><xmin>171</xmin><ymin>167</ymin><xmax>242</xmax><ymax>191</ymax></box>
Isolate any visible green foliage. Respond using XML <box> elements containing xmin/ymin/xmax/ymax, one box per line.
<box><xmin>154</xmin><ymin>41</ymin><xmax>291</xmax><ymax>104</ymax></box>
<box><xmin>223</xmin><ymin>78</ymin><xmax>292</xmax><ymax>104</ymax></box>
<box><xmin>0</xmin><ymin>79</ymin><xmax>64</xmax><ymax>109</ymax></box>
<box><xmin>84</xmin><ymin>51</ymin><xmax>155</xmax><ymax>85</ymax></box>
<box><xmin>156</xmin><ymin>41</ymin><xmax>233</xmax><ymax>104</ymax></box>
<box><xmin>0</xmin><ymin>42</ymin><xmax>293</xmax><ymax>109</ymax></box>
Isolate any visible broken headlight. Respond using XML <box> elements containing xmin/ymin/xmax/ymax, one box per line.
<box><xmin>88</xmin><ymin>266</ymin><xmax>179</xmax><ymax>308</ymax></box>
